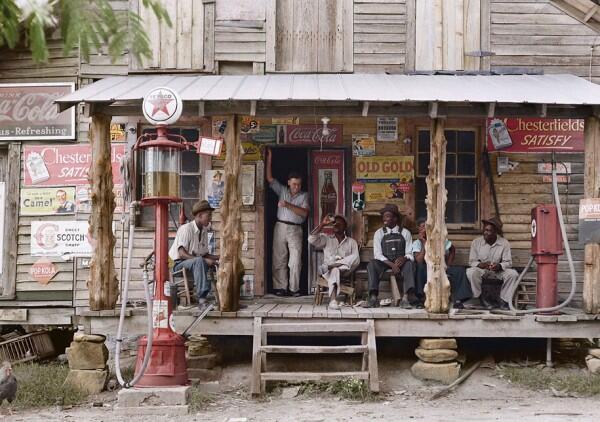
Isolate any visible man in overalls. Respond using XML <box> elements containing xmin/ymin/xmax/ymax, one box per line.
<box><xmin>365</xmin><ymin>204</ymin><xmax>417</xmax><ymax>308</ymax></box>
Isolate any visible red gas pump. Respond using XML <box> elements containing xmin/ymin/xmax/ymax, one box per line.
<box><xmin>531</xmin><ymin>205</ymin><xmax>563</xmax><ymax>310</ymax></box>
<box><xmin>132</xmin><ymin>87</ymin><xmax>188</xmax><ymax>387</ymax></box>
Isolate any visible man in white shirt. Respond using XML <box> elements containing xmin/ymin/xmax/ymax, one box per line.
<box><xmin>309</xmin><ymin>215</ymin><xmax>360</xmax><ymax>310</ymax></box>
<box><xmin>168</xmin><ymin>200</ymin><xmax>219</xmax><ymax>309</ymax></box>
<box><xmin>266</xmin><ymin>148</ymin><xmax>310</xmax><ymax>297</ymax></box>
<box><xmin>365</xmin><ymin>204</ymin><xmax>417</xmax><ymax>308</ymax></box>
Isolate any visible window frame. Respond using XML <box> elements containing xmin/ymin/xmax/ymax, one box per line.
<box><xmin>415</xmin><ymin>126</ymin><xmax>480</xmax><ymax>230</ymax></box>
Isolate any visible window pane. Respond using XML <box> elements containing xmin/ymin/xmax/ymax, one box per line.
<box><xmin>181</xmin><ymin>175</ymin><xmax>200</xmax><ymax>198</ymax></box>
<box><xmin>457</xmin><ymin>201</ymin><xmax>477</xmax><ymax>223</ymax></box>
<box><xmin>416</xmin><ymin>178</ymin><xmax>427</xmax><ymax>201</ymax></box>
<box><xmin>418</xmin><ymin>153</ymin><xmax>429</xmax><ymax>176</ymax></box>
<box><xmin>419</xmin><ymin>130</ymin><xmax>430</xmax><ymax>152</ymax></box>
<box><xmin>457</xmin><ymin>153</ymin><xmax>476</xmax><ymax>176</ymax></box>
<box><xmin>445</xmin><ymin>130</ymin><xmax>456</xmax><ymax>152</ymax></box>
<box><xmin>183</xmin><ymin>199</ymin><xmax>197</xmax><ymax>220</ymax></box>
<box><xmin>181</xmin><ymin>128</ymin><xmax>199</xmax><ymax>142</ymax></box>
<box><xmin>458</xmin><ymin>131</ymin><xmax>475</xmax><ymax>152</ymax></box>
<box><xmin>446</xmin><ymin>200</ymin><xmax>459</xmax><ymax>224</ymax></box>
<box><xmin>182</xmin><ymin>150</ymin><xmax>200</xmax><ymax>173</ymax></box>
<box><xmin>457</xmin><ymin>179</ymin><xmax>476</xmax><ymax>201</ymax></box>
<box><xmin>446</xmin><ymin>179</ymin><xmax>458</xmax><ymax>201</ymax></box>
<box><xmin>446</xmin><ymin>153</ymin><xmax>456</xmax><ymax>175</ymax></box>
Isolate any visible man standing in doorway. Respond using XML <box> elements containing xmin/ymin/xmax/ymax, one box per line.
<box><xmin>266</xmin><ymin>148</ymin><xmax>310</xmax><ymax>297</ymax></box>
<box><xmin>466</xmin><ymin>216</ymin><xmax>519</xmax><ymax>310</ymax></box>
<box><xmin>169</xmin><ymin>200</ymin><xmax>219</xmax><ymax>310</ymax></box>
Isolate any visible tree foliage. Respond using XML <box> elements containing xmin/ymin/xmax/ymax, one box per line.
<box><xmin>0</xmin><ymin>0</ymin><xmax>171</xmax><ymax>63</ymax></box>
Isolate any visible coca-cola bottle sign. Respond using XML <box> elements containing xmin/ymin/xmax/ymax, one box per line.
<box><xmin>0</xmin><ymin>83</ymin><xmax>75</xmax><ymax>140</ymax></box>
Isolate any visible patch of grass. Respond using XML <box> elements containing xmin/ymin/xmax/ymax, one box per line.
<box><xmin>498</xmin><ymin>366</ymin><xmax>600</xmax><ymax>396</ymax></box>
<box><xmin>188</xmin><ymin>385</ymin><xmax>215</xmax><ymax>413</ymax></box>
<box><xmin>297</xmin><ymin>378</ymin><xmax>379</xmax><ymax>402</ymax></box>
<box><xmin>7</xmin><ymin>362</ymin><xmax>89</xmax><ymax>410</ymax></box>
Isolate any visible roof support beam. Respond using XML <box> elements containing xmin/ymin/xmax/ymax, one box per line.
<box><xmin>362</xmin><ymin>101</ymin><xmax>370</xmax><ymax>117</ymax></box>
<box><xmin>487</xmin><ymin>102</ymin><xmax>496</xmax><ymax>118</ymax></box>
<box><xmin>199</xmin><ymin>101</ymin><xmax>206</xmax><ymax>117</ymax></box>
<box><xmin>250</xmin><ymin>100</ymin><xmax>257</xmax><ymax>117</ymax></box>
<box><xmin>537</xmin><ymin>104</ymin><xmax>548</xmax><ymax>118</ymax></box>
<box><xmin>428</xmin><ymin>102</ymin><xmax>438</xmax><ymax>119</ymax></box>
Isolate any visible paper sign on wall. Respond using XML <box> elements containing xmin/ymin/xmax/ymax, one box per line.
<box><xmin>377</xmin><ymin>117</ymin><xmax>398</xmax><ymax>142</ymax></box>
<box><xmin>30</xmin><ymin>220</ymin><xmax>93</xmax><ymax>257</ymax></box>
<box><xmin>20</xmin><ymin>187</ymin><xmax>76</xmax><ymax>215</ymax></box>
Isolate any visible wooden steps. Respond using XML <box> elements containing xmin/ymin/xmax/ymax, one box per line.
<box><xmin>251</xmin><ymin>317</ymin><xmax>379</xmax><ymax>396</ymax></box>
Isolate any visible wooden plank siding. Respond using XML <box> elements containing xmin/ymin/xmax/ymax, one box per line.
<box><xmin>353</xmin><ymin>0</ymin><xmax>406</xmax><ymax>73</ymax></box>
<box><xmin>490</xmin><ymin>0</ymin><xmax>600</xmax><ymax>83</ymax></box>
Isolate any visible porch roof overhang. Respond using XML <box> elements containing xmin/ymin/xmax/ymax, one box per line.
<box><xmin>56</xmin><ymin>73</ymin><xmax>600</xmax><ymax>118</ymax></box>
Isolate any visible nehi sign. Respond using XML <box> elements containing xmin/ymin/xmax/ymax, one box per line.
<box><xmin>0</xmin><ymin>83</ymin><xmax>75</xmax><ymax>141</ymax></box>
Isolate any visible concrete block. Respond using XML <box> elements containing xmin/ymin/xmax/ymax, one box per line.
<box><xmin>64</xmin><ymin>369</ymin><xmax>108</xmax><ymax>394</ymax></box>
<box><xmin>73</xmin><ymin>333</ymin><xmax>106</xmax><ymax>343</ymax></box>
<box><xmin>419</xmin><ymin>338</ymin><xmax>457</xmax><ymax>350</ymax></box>
<box><xmin>115</xmin><ymin>405</ymin><xmax>189</xmax><ymax>416</ymax></box>
<box><xmin>187</xmin><ymin>353</ymin><xmax>219</xmax><ymax>369</ymax></box>
<box><xmin>117</xmin><ymin>386</ymin><xmax>191</xmax><ymax>407</ymax></box>
<box><xmin>188</xmin><ymin>343</ymin><xmax>213</xmax><ymax>356</ymax></box>
<box><xmin>586</xmin><ymin>355</ymin><xmax>600</xmax><ymax>374</ymax></box>
<box><xmin>67</xmin><ymin>341</ymin><xmax>109</xmax><ymax>370</ymax></box>
<box><xmin>188</xmin><ymin>367</ymin><xmax>222</xmax><ymax>382</ymax></box>
<box><xmin>411</xmin><ymin>361</ymin><xmax>460</xmax><ymax>384</ymax></box>
<box><xmin>415</xmin><ymin>347</ymin><xmax>458</xmax><ymax>363</ymax></box>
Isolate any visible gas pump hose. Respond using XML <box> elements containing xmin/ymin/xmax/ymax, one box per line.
<box><xmin>507</xmin><ymin>165</ymin><xmax>577</xmax><ymax>314</ymax></box>
<box><xmin>114</xmin><ymin>201</ymin><xmax>154</xmax><ymax>388</ymax></box>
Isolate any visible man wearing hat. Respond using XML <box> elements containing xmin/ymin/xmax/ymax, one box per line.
<box><xmin>168</xmin><ymin>200</ymin><xmax>219</xmax><ymax>309</ymax></box>
<box><xmin>466</xmin><ymin>216</ymin><xmax>519</xmax><ymax>309</ymax></box>
<box><xmin>309</xmin><ymin>214</ymin><xmax>360</xmax><ymax>310</ymax></box>
<box><xmin>365</xmin><ymin>204</ymin><xmax>417</xmax><ymax>308</ymax></box>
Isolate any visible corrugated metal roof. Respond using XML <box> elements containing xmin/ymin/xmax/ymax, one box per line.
<box><xmin>56</xmin><ymin>73</ymin><xmax>600</xmax><ymax>106</ymax></box>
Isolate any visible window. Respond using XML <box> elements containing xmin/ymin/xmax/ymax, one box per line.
<box><xmin>416</xmin><ymin>129</ymin><xmax>478</xmax><ymax>225</ymax></box>
<box><xmin>138</xmin><ymin>127</ymin><xmax>202</xmax><ymax>225</ymax></box>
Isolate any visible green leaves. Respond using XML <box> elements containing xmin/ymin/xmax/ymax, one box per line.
<box><xmin>2</xmin><ymin>0</ymin><xmax>171</xmax><ymax>64</ymax></box>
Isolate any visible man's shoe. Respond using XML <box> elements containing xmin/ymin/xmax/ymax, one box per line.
<box><xmin>500</xmin><ymin>300</ymin><xmax>510</xmax><ymax>310</ymax></box>
<box><xmin>290</xmin><ymin>291</ymin><xmax>301</xmax><ymax>297</ymax></box>
<box><xmin>365</xmin><ymin>295</ymin><xmax>379</xmax><ymax>308</ymax></box>
<box><xmin>453</xmin><ymin>300</ymin><xmax>465</xmax><ymax>310</ymax></box>
<box><xmin>274</xmin><ymin>289</ymin><xmax>286</xmax><ymax>297</ymax></box>
<box><xmin>328</xmin><ymin>299</ymin><xmax>340</xmax><ymax>310</ymax></box>
<box><xmin>479</xmin><ymin>296</ymin><xmax>494</xmax><ymax>310</ymax></box>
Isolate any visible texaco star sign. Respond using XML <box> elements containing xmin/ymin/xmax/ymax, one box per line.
<box><xmin>142</xmin><ymin>87</ymin><xmax>183</xmax><ymax>126</ymax></box>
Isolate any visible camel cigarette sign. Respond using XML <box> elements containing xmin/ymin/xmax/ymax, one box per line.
<box><xmin>0</xmin><ymin>83</ymin><xmax>75</xmax><ymax>141</ymax></box>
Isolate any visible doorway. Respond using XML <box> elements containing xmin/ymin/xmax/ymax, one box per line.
<box><xmin>265</xmin><ymin>147</ymin><xmax>310</xmax><ymax>295</ymax></box>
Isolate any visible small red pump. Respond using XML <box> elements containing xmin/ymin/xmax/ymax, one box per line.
<box><xmin>530</xmin><ymin>205</ymin><xmax>564</xmax><ymax>310</ymax></box>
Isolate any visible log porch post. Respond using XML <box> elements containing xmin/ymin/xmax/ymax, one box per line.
<box><xmin>217</xmin><ymin>115</ymin><xmax>243</xmax><ymax>311</ymax></box>
<box><xmin>583</xmin><ymin>116</ymin><xmax>600</xmax><ymax>314</ymax></box>
<box><xmin>424</xmin><ymin>118</ymin><xmax>451</xmax><ymax>313</ymax></box>
<box><xmin>88</xmin><ymin>113</ymin><xmax>119</xmax><ymax>310</ymax></box>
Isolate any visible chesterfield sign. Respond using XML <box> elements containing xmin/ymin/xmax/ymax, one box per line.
<box><xmin>0</xmin><ymin>83</ymin><xmax>75</xmax><ymax>141</ymax></box>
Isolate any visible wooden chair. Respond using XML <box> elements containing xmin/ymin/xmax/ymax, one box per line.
<box><xmin>313</xmin><ymin>271</ymin><xmax>357</xmax><ymax>305</ymax></box>
<box><xmin>170</xmin><ymin>265</ymin><xmax>219</xmax><ymax>308</ymax></box>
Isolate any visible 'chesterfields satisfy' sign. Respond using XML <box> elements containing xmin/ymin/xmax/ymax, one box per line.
<box><xmin>0</xmin><ymin>83</ymin><xmax>75</xmax><ymax>141</ymax></box>
<box><xmin>487</xmin><ymin>118</ymin><xmax>584</xmax><ymax>152</ymax></box>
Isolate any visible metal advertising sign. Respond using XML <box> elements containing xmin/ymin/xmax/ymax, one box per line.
<box><xmin>365</xmin><ymin>182</ymin><xmax>406</xmax><ymax>203</ymax></box>
<box><xmin>286</xmin><ymin>124</ymin><xmax>343</xmax><ymax>145</ymax></box>
<box><xmin>20</xmin><ymin>187</ymin><xmax>77</xmax><ymax>215</ymax></box>
<box><xmin>311</xmin><ymin>150</ymin><xmax>345</xmax><ymax>231</ymax></box>
<box><xmin>352</xmin><ymin>134</ymin><xmax>376</xmax><ymax>156</ymax></box>
<box><xmin>356</xmin><ymin>156</ymin><xmax>414</xmax><ymax>182</ymax></box>
<box><xmin>579</xmin><ymin>198</ymin><xmax>600</xmax><ymax>243</ymax></box>
<box><xmin>0</xmin><ymin>83</ymin><xmax>75</xmax><ymax>141</ymax></box>
<box><xmin>29</xmin><ymin>258</ymin><xmax>58</xmax><ymax>285</ymax></box>
<box><xmin>30</xmin><ymin>220</ymin><xmax>93</xmax><ymax>257</ymax></box>
<box><xmin>486</xmin><ymin>118</ymin><xmax>584</xmax><ymax>153</ymax></box>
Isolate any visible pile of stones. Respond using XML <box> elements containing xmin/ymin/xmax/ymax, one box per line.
<box><xmin>186</xmin><ymin>335</ymin><xmax>221</xmax><ymax>382</ymax></box>
<box><xmin>411</xmin><ymin>338</ymin><xmax>461</xmax><ymax>384</ymax></box>
<box><xmin>65</xmin><ymin>333</ymin><xmax>109</xmax><ymax>394</ymax></box>
<box><xmin>586</xmin><ymin>347</ymin><xmax>600</xmax><ymax>374</ymax></box>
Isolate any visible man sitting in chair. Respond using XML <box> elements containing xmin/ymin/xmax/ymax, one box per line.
<box><xmin>466</xmin><ymin>216</ymin><xmax>519</xmax><ymax>310</ymax></box>
<box><xmin>168</xmin><ymin>200</ymin><xmax>219</xmax><ymax>310</ymax></box>
<box><xmin>308</xmin><ymin>214</ymin><xmax>359</xmax><ymax>310</ymax></box>
<box><xmin>365</xmin><ymin>204</ymin><xmax>418</xmax><ymax>308</ymax></box>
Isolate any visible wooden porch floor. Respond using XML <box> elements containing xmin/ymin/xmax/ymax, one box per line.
<box><xmin>171</xmin><ymin>299</ymin><xmax>600</xmax><ymax>339</ymax></box>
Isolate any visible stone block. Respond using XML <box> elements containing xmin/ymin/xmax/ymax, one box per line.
<box><xmin>67</xmin><ymin>341</ymin><xmax>109</xmax><ymax>370</ymax></box>
<box><xmin>187</xmin><ymin>354</ymin><xmax>219</xmax><ymax>369</ymax></box>
<box><xmin>188</xmin><ymin>343</ymin><xmax>214</xmax><ymax>356</ymax></box>
<box><xmin>588</xmin><ymin>349</ymin><xmax>600</xmax><ymax>359</ymax></box>
<box><xmin>586</xmin><ymin>356</ymin><xmax>600</xmax><ymax>374</ymax></box>
<box><xmin>115</xmin><ymin>405</ymin><xmax>189</xmax><ymax>416</ymax></box>
<box><xmin>117</xmin><ymin>386</ymin><xmax>190</xmax><ymax>407</ymax></box>
<box><xmin>73</xmin><ymin>333</ymin><xmax>106</xmax><ymax>343</ymax></box>
<box><xmin>64</xmin><ymin>369</ymin><xmax>108</xmax><ymax>395</ymax></box>
<box><xmin>188</xmin><ymin>367</ymin><xmax>222</xmax><ymax>382</ymax></box>
<box><xmin>419</xmin><ymin>338</ymin><xmax>457</xmax><ymax>350</ymax></box>
<box><xmin>415</xmin><ymin>347</ymin><xmax>458</xmax><ymax>363</ymax></box>
<box><xmin>411</xmin><ymin>361</ymin><xmax>460</xmax><ymax>384</ymax></box>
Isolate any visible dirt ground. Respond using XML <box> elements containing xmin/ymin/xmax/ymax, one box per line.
<box><xmin>5</xmin><ymin>357</ymin><xmax>600</xmax><ymax>422</ymax></box>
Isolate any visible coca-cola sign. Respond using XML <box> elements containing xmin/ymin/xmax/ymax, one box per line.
<box><xmin>286</xmin><ymin>124</ymin><xmax>342</xmax><ymax>145</ymax></box>
<box><xmin>0</xmin><ymin>83</ymin><xmax>75</xmax><ymax>141</ymax></box>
